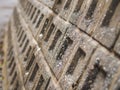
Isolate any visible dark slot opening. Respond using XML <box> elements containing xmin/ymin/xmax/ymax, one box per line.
<box><xmin>24</xmin><ymin>46</ymin><xmax>32</xmax><ymax>61</ymax></box>
<box><xmin>29</xmin><ymin>64</ymin><xmax>39</xmax><ymax>82</ymax></box>
<box><xmin>56</xmin><ymin>0</ymin><xmax>62</xmax><ymax>4</ymax></box>
<box><xmin>81</xmin><ymin>61</ymin><xmax>107</xmax><ymax>90</ymax></box>
<box><xmin>17</xmin><ymin>29</ymin><xmax>21</xmax><ymax>38</ymax></box>
<box><xmin>56</xmin><ymin>37</ymin><xmax>73</xmax><ymax>60</ymax></box>
<box><xmin>116</xmin><ymin>86</ymin><xmax>120</xmax><ymax>90</ymax></box>
<box><xmin>26</xmin><ymin>46</ymin><xmax>32</xmax><ymax>57</ymax></box>
<box><xmin>28</xmin><ymin>4</ymin><xmax>34</xmax><ymax>17</ymax></box>
<box><xmin>10</xmin><ymin>72</ymin><xmax>17</xmax><ymax>85</ymax></box>
<box><xmin>18</xmin><ymin>30</ymin><xmax>24</xmax><ymax>42</ymax></box>
<box><xmin>22</xmin><ymin>39</ymin><xmax>29</xmax><ymax>53</ymax></box>
<box><xmin>101</xmin><ymin>0</ymin><xmax>120</xmax><ymax>26</ymax></box>
<box><xmin>10</xmin><ymin>63</ymin><xmax>16</xmax><ymax>76</ymax></box>
<box><xmin>35</xmin><ymin>75</ymin><xmax>44</xmax><ymax>90</ymax></box>
<box><xmin>28</xmin><ymin>5</ymin><xmax>33</xmax><ymax>16</ymax></box>
<box><xmin>17</xmin><ymin>25</ymin><xmax>21</xmax><ymax>34</ymax></box>
<box><xmin>20</xmin><ymin>34</ymin><xmax>27</xmax><ymax>47</ymax></box>
<box><xmin>44</xmin><ymin>24</ymin><xmax>55</xmax><ymax>42</ymax></box>
<box><xmin>53</xmin><ymin>0</ymin><xmax>63</xmax><ymax>13</ymax></box>
<box><xmin>8</xmin><ymin>47</ymin><xmax>12</xmax><ymax>56</ymax></box>
<box><xmin>26</xmin><ymin>3</ymin><xmax>30</xmax><ymax>14</ymax></box>
<box><xmin>8</xmin><ymin>57</ymin><xmax>14</xmax><ymax>68</ymax></box>
<box><xmin>17</xmin><ymin>29</ymin><xmax>21</xmax><ymax>37</ymax></box>
<box><xmin>25</xmin><ymin>2</ymin><xmax>29</xmax><ymax>14</ymax></box>
<box><xmin>64</xmin><ymin>0</ymin><xmax>72</xmax><ymax>10</ymax></box>
<box><xmin>49</xmin><ymin>30</ymin><xmax>62</xmax><ymax>51</ymax></box>
<box><xmin>8</xmin><ymin>50</ymin><xmax>13</xmax><ymax>60</ymax></box>
<box><xmin>44</xmin><ymin>77</ymin><xmax>51</xmax><ymax>90</ymax></box>
<box><xmin>20</xmin><ymin>32</ymin><xmax>25</xmax><ymax>43</ymax></box>
<box><xmin>36</xmin><ymin>14</ymin><xmax>44</xmax><ymax>28</ymax></box>
<box><xmin>33</xmin><ymin>10</ymin><xmax>40</xmax><ymax>24</ymax></box>
<box><xmin>40</xmin><ymin>19</ymin><xmax>49</xmax><ymax>35</ymax></box>
<box><xmin>66</xmin><ymin>48</ymin><xmax>86</xmax><ymax>75</ymax></box>
<box><xmin>30</xmin><ymin>7</ymin><xmax>37</xmax><ymax>20</ymax></box>
<box><xmin>74</xmin><ymin>0</ymin><xmax>84</xmax><ymax>13</ymax></box>
<box><xmin>85</xmin><ymin>0</ymin><xmax>98</xmax><ymax>20</ymax></box>
<box><xmin>26</xmin><ymin>54</ymin><xmax>35</xmax><ymax>71</ymax></box>
<box><xmin>14</xmin><ymin>81</ymin><xmax>19</xmax><ymax>90</ymax></box>
<box><xmin>9</xmin><ymin>51</ymin><xmax>13</xmax><ymax>60</ymax></box>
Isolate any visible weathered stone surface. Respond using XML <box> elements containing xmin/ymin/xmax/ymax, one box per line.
<box><xmin>59</xmin><ymin>32</ymin><xmax>98</xmax><ymax>90</ymax></box>
<box><xmin>77</xmin><ymin>47</ymin><xmax>120</xmax><ymax>90</ymax></box>
<box><xmin>2</xmin><ymin>0</ymin><xmax>120</xmax><ymax>89</ymax></box>
<box><xmin>114</xmin><ymin>35</ymin><xmax>120</xmax><ymax>55</ymax></box>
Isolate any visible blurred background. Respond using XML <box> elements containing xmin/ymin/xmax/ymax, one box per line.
<box><xmin>0</xmin><ymin>1</ymin><xmax>18</xmax><ymax>89</ymax></box>
<box><xmin>0</xmin><ymin>0</ymin><xmax>18</xmax><ymax>29</ymax></box>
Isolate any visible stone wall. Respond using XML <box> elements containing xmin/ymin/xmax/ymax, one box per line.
<box><xmin>3</xmin><ymin>0</ymin><xmax>120</xmax><ymax>90</ymax></box>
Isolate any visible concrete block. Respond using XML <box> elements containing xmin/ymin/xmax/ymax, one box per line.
<box><xmin>41</xmin><ymin>17</ymin><xmax>70</xmax><ymax>69</ymax></box>
<box><xmin>114</xmin><ymin>35</ymin><xmax>120</xmax><ymax>56</ymax></box>
<box><xmin>92</xmin><ymin>0</ymin><xmax>120</xmax><ymax>48</ymax></box>
<box><xmin>59</xmin><ymin>0</ymin><xmax>78</xmax><ymax>21</ymax></box>
<box><xmin>59</xmin><ymin>32</ymin><xmax>98</xmax><ymax>90</ymax></box>
<box><xmin>52</xmin><ymin>0</ymin><xmax>67</xmax><ymax>14</ymax></box>
<box><xmin>52</xmin><ymin>26</ymin><xmax>82</xmax><ymax>79</ymax></box>
<box><xmin>69</xmin><ymin>0</ymin><xmax>85</xmax><ymax>25</ymax></box>
<box><xmin>76</xmin><ymin>47</ymin><xmax>120</xmax><ymax>90</ymax></box>
<box><xmin>39</xmin><ymin>0</ymin><xmax>56</xmax><ymax>8</ymax></box>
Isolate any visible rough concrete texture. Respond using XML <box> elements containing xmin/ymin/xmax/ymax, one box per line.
<box><xmin>2</xmin><ymin>0</ymin><xmax>120</xmax><ymax>90</ymax></box>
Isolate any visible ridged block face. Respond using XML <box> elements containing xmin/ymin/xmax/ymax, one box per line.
<box><xmin>3</xmin><ymin>0</ymin><xmax>120</xmax><ymax>90</ymax></box>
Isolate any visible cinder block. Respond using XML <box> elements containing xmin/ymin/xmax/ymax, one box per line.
<box><xmin>47</xmin><ymin>79</ymin><xmax>61</xmax><ymax>90</ymax></box>
<box><xmin>21</xmin><ymin>0</ymin><xmax>54</xmax><ymax>39</ymax></box>
<box><xmin>32</xmin><ymin>50</ymin><xmax>61</xmax><ymax>90</ymax></box>
<box><xmin>8</xmin><ymin>57</ymin><xmax>15</xmax><ymax>68</ymax></box>
<box><xmin>26</xmin><ymin>1</ymin><xmax>45</xmax><ymax>37</ymax></box>
<box><xmin>59</xmin><ymin>0</ymin><xmax>78</xmax><ymax>21</ymax></box>
<box><xmin>114</xmin><ymin>35</ymin><xmax>120</xmax><ymax>56</ymax></box>
<box><xmin>52</xmin><ymin>26</ymin><xmax>82</xmax><ymax>79</ymax></box>
<box><xmin>9</xmin><ymin>60</ymin><xmax>16</xmax><ymax>76</ymax></box>
<box><xmin>13</xmin><ymin>80</ymin><xmax>21</xmax><ymax>90</ymax></box>
<box><xmin>24</xmin><ymin>49</ymin><xmax>58</xmax><ymax>90</ymax></box>
<box><xmin>59</xmin><ymin>32</ymin><xmax>98</xmax><ymax>90</ymax></box>
<box><xmin>41</xmin><ymin>17</ymin><xmax>70</xmax><ymax>71</ymax></box>
<box><xmin>10</xmin><ymin>71</ymin><xmax>18</xmax><ymax>86</ymax></box>
<box><xmin>78</xmin><ymin>0</ymin><xmax>103</xmax><ymax>33</ymax></box>
<box><xmin>4</xmin><ymin>0</ymin><xmax>120</xmax><ymax>89</ymax></box>
<box><xmin>26</xmin><ymin>2</ymin><xmax>33</xmax><ymax>17</ymax></box>
<box><xmin>76</xmin><ymin>47</ymin><xmax>120</xmax><ymax>90</ymax></box>
<box><xmin>69</xmin><ymin>0</ymin><xmax>85</xmax><ymax>25</ymax></box>
<box><xmin>20</xmin><ymin>0</ymin><xmax>27</xmax><ymax>11</ymax></box>
<box><xmin>32</xmin><ymin>49</ymin><xmax>51</xmax><ymax>90</ymax></box>
<box><xmin>35</xmin><ymin>7</ymin><xmax>54</xmax><ymax>40</ymax></box>
<box><xmin>25</xmin><ymin>63</ymin><xmax>40</xmax><ymax>90</ymax></box>
<box><xmin>23</xmin><ymin>45</ymin><xmax>41</xmax><ymax>85</ymax></box>
<box><xmin>92</xmin><ymin>0</ymin><xmax>120</xmax><ymax>48</ymax></box>
<box><xmin>12</xmin><ymin>73</ymin><xmax>22</xmax><ymax>90</ymax></box>
<box><xmin>25</xmin><ymin>2</ymin><xmax>31</xmax><ymax>15</ymax></box>
<box><xmin>109</xmin><ymin>74</ymin><xmax>120</xmax><ymax>90</ymax></box>
<box><xmin>21</xmin><ymin>39</ymin><xmax>37</xmax><ymax>83</ymax></box>
<box><xmin>52</xmin><ymin>0</ymin><xmax>67</xmax><ymax>14</ymax></box>
<box><xmin>38</xmin><ymin>0</ymin><xmax>56</xmax><ymax>8</ymax></box>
